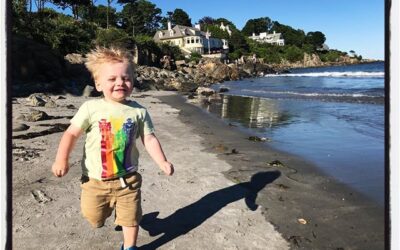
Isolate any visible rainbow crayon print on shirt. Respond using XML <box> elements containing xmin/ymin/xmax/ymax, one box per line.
<box><xmin>98</xmin><ymin>117</ymin><xmax>137</xmax><ymax>179</ymax></box>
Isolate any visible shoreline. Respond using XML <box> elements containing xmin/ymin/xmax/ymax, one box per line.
<box><xmin>157</xmin><ymin>92</ymin><xmax>385</xmax><ymax>249</ymax></box>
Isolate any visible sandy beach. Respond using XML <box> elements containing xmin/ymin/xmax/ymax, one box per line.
<box><xmin>12</xmin><ymin>90</ymin><xmax>385</xmax><ymax>249</ymax></box>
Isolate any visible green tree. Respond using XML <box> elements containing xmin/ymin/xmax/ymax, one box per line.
<box><xmin>119</xmin><ymin>0</ymin><xmax>162</xmax><ymax>36</ymax></box>
<box><xmin>158</xmin><ymin>42</ymin><xmax>184</xmax><ymax>61</ymax></box>
<box><xmin>271</xmin><ymin>21</ymin><xmax>305</xmax><ymax>47</ymax></box>
<box><xmin>105</xmin><ymin>0</ymin><xmax>115</xmax><ymax>28</ymax></box>
<box><xmin>13</xmin><ymin>9</ymin><xmax>97</xmax><ymax>54</ymax></box>
<box><xmin>198</xmin><ymin>16</ymin><xmax>215</xmax><ymax>25</ymax></box>
<box><xmin>95</xmin><ymin>27</ymin><xmax>132</xmax><ymax>47</ymax></box>
<box><xmin>241</xmin><ymin>17</ymin><xmax>273</xmax><ymax>36</ymax></box>
<box><xmin>229</xmin><ymin>29</ymin><xmax>249</xmax><ymax>52</ymax></box>
<box><xmin>116</xmin><ymin>0</ymin><xmax>137</xmax><ymax>35</ymax></box>
<box><xmin>12</xmin><ymin>0</ymin><xmax>28</xmax><ymax>14</ymax></box>
<box><xmin>80</xmin><ymin>4</ymin><xmax>117</xmax><ymax>28</ymax></box>
<box><xmin>201</xmin><ymin>24</ymin><xmax>229</xmax><ymax>39</ymax></box>
<box><xmin>171</xmin><ymin>8</ymin><xmax>191</xmax><ymax>26</ymax></box>
<box><xmin>305</xmin><ymin>31</ymin><xmax>326</xmax><ymax>49</ymax></box>
<box><xmin>214</xmin><ymin>17</ymin><xmax>239</xmax><ymax>31</ymax></box>
<box><xmin>51</xmin><ymin>0</ymin><xmax>91</xmax><ymax>19</ymax></box>
<box><xmin>200</xmin><ymin>17</ymin><xmax>245</xmax><ymax>54</ymax></box>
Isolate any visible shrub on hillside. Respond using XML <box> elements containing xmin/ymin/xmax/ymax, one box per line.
<box><xmin>319</xmin><ymin>50</ymin><xmax>343</xmax><ymax>62</ymax></box>
<box><xmin>12</xmin><ymin>9</ymin><xmax>97</xmax><ymax>55</ymax></box>
<box><xmin>284</xmin><ymin>45</ymin><xmax>303</xmax><ymax>62</ymax></box>
<box><xmin>189</xmin><ymin>52</ymin><xmax>202</xmax><ymax>63</ymax></box>
<box><xmin>158</xmin><ymin>42</ymin><xmax>184</xmax><ymax>61</ymax></box>
<box><xmin>95</xmin><ymin>27</ymin><xmax>133</xmax><ymax>48</ymax></box>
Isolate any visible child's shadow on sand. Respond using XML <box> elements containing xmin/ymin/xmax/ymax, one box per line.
<box><xmin>139</xmin><ymin>170</ymin><xmax>281</xmax><ymax>250</ymax></box>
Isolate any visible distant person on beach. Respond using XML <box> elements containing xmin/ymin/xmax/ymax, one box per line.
<box><xmin>51</xmin><ymin>46</ymin><xmax>174</xmax><ymax>250</ymax></box>
<box><xmin>252</xmin><ymin>54</ymin><xmax>257</xmax><ymax>75</ymax></box>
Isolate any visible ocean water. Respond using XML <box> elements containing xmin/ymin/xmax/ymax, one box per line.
<box><xmin>205</xmin><ymin>62</ymin><xmax>385</xmax><ymax>205</ymax></box>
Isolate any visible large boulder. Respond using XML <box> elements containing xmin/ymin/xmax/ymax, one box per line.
<box><xmin>23</xmin><ymin>110</ymin><xmax>50</xmax><ymax>122</ymax></box>
<box><xmin>242</xmin><ymin>62</ymin><xmax>256</xmax><ymax>75</ymax></box>
<box><xmin>303</xmin><ymin>53</ymin><xmax>323</xmax><ymax>67</ymax></box>
<box><xmin>196</xmin><ymin>87</ymin><xmax>216</xmax><ymax>96</ymax></box>
<box><xmin>64</xmin><ymin>53</ymin><xmax>93</xmax><ymax>90</ymax></box>
<box><xmin>198</xmin><ymin>59</ymin><xmax>239</xmax><ymax>83</ymax></box>
<box><xmin>167</xmin><ymin>79</ymin><xmax>197</xmax><ymax>92</ymax></box>
<box><xmin>210</xmin><ymin>64</ymin><xmax>232</xmax><ymax>82</ymax></box>
<box><xmin>64</xmin><ymin>53</ymin><xmax>86</xmax><ymax>64</ymax></box>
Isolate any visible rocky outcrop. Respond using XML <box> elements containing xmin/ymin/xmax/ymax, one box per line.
<box><xmin>277</xmin><ymin>53</ymin><xmax>363</xmax><ymax>69</ymax></box>
<box><xmin>134</xmin><ymin>58</ymin><xmax>277</xmax><ymax>92</ymax></box>
<box><xmin>303</xmin><ymin>53</ymin><xmax>323</xmax><ymax>67</ymax></box>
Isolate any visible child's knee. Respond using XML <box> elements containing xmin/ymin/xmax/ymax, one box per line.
<box><xmin>87</xmin><ymin>218</ymin><xmax>105</xmax><ymax>228</ymax></box>
<box><xmin>81</xmin><ymin>206</ymin><xmax>112</xmax><ymax>228</ymax></box>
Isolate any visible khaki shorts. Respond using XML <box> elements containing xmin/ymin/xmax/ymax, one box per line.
<box><xmin>80</xmin><ymin>172</ymin><xmax>142</xmax><ymax>228</ymax></box>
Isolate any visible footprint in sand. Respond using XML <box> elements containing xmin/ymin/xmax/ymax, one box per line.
<box><xmin>31</xmin><ymin>189</ymin><xmax>52</xmax><ymax>203</ymax></box>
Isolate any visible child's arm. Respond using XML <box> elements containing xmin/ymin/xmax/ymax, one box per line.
<box><xmin>51</xmin><ymin>124</ymin><xmax>83</xmax><ymax>177</ymax></box>
<box><xmin>142</xmin><ymin>133</ymin><xmax>174</xmax><ymax>176</ymax></box>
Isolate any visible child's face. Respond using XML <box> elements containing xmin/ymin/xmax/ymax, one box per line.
<box><xmin>95</xmin><ymin>61</ymin><xmax>133</xmax><ymax>103</ymax></box>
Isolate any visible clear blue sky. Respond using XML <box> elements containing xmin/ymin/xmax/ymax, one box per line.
<box><xmin>49</xmin><ymin>0</ymin><xmax>385</xmax><ymax>59</ymax></box>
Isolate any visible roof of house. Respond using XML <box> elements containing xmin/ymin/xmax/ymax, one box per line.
<box><xmin>253</xmin><ymin>32</ymin><xmax>283</xmax><ymax>40</ymax></box>
<box><xmin>153</xmin><ymin>25</ymin><xmax>208</xmax><ymax>42</ymax></box>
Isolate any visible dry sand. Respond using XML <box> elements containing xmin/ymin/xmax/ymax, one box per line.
<box><xmin>12</xmin><ymin>90</ymin><xmax>385</xmax><ymax>249</ymax></box>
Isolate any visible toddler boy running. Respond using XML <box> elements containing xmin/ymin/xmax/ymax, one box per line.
<box><xmin>51</xmin><ymin>46</ymin><xmax>174</xmax><ymax>250</ymax></box>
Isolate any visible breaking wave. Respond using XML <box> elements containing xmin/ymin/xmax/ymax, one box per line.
<box><xmin>265</xmin><ymin>71</ymin><xmax>384</xmax><ymax>78</ymax></box>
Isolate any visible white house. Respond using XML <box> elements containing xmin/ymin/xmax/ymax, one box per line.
<box><xmin>219</xmin><ymin>22</ymin><xmax>232</xmax><ymax>36</ymax></box>
<box><xmin>249</xmin><ymin>31</ymin><xmax>285</xmax><ymax>46</ymax></box>
<box><xmin>153</xmin><ymin>21</ymin><xmax>228</xmax><ymax>55</ymax></box>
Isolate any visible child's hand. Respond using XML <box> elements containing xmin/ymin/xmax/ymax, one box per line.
<box><xmin>51</xmin><ymin>161</ymin><xmax>70</xmax><ymax>177</ymax></box>
<box><xmin>161</xmin><ymin>161</ymin><xmax>174</xmax><ymax>176</ymax></box>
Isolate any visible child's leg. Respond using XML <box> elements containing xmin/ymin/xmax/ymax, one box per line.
<box><xmin>115</xmin><ymin>173</ymin><xmax>143</xmax><ymax>249</ymax></box>
<box><xmin>80</xmin><ymin>177</ymin><xmax>113</xmax><ymax>228</ymax></box>
<box><xmin>122</xmin><ymin>226</ymin><xmax>139</xmax><ymax>248</ymax></box>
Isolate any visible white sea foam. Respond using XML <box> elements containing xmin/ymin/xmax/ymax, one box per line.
<box><xmin>265</xmin><ymin>71</ymin><xmax>385</xmax><ymax>78</ymax></box>
<box><xmin>240</xmin><ymin>89</ymin><xmax>379</xmax><ymax>98</ymax></box>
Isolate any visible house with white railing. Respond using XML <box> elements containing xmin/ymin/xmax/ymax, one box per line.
<box><xmin>153</xmin><ymin>21</ymin><xmax>229</xmax><ymax>56</ymax></box>
<box><xmin>249</xmin><ymin>31</ymin><xmax>285</xmax><ymax>46</ymax></box>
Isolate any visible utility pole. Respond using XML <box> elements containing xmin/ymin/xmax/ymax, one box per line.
<box><xmin>206</xmin><ymin>30</ymin><xmax>211</xmax><ymax>55</ymax></box>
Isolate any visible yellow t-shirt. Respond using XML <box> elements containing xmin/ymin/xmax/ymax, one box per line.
<box><xmin>70</xmin><ymin>99</ymin><xmax>155</xmax><ymax>180</ymax></box>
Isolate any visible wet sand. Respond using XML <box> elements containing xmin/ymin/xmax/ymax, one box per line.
<box><xmin>158</xmin><ymin>92</ymin><xmax>386</xmax><ymax>250</ymax></box>
<box><xmin>12</xmin><ymin>90</ymin><xmax>385</xmax><ymax>249</ymax></box>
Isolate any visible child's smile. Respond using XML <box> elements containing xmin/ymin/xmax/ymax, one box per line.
<box><xmin>95</xmin><ymin>61</ymin><xmax>133</xmax><ymax>103</ymax></box>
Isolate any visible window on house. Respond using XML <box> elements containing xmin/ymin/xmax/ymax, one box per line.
<box><xmin>196</xmin><ymin>38</ymin><xmax>199</xmax><ymax>43</ymax></box>
<box><xmin>191</xmin><ymin>38</ymin><xmax>194</xmax><ymax>43</ymax></box>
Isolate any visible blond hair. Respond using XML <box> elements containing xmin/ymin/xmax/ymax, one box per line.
<box><xmin>85</xmin><ymin>46</ymin><xmax>135</xmax><ymax>82</ymax></box>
